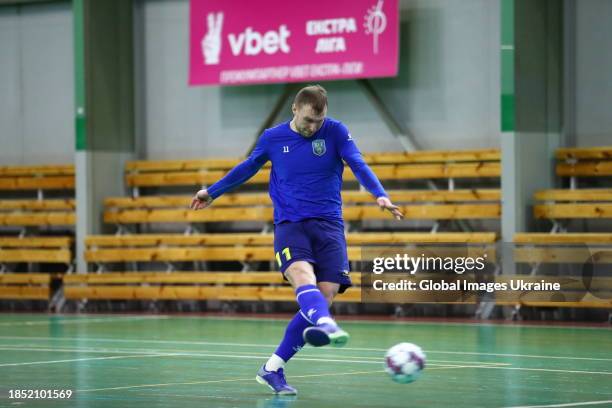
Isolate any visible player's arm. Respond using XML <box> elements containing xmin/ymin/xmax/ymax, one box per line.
<box><xmin>190</xmin><ymin>134</ymin><xmax>269</xmax><ymax>210</ymax></box>
<box><xmin>337</xmin><ymin>125</ymin><xmax>404</xmax><ymax>220</ymax></box>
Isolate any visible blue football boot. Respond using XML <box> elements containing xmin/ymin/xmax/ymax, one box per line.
<box><xmin>303</xmin><ymin>323</ymin><xmax>350</xmax><ymax>347</ymax></box>
<box><xmin>256</xmin><ymin>365</ymin><xmax>298</xmax><ymax>395</ymax></box>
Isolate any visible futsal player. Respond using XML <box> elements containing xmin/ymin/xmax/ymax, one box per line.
<box><xmin>191</xmin><ymin>85</ymin><xmax>403</xmax><ymax>395</ymax></box>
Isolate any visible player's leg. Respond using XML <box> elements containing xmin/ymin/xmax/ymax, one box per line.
<box><xmin>257</xmin><ymin>223</ymin><xmax>315</xmax><ymax>395</ymax></box>
<box><xmin>285</xmin><ymin>261</ymin><xmax>337</xmax><ymax>327</ymax></box>
<box><xmin>285</xmin><ymin>261</ymin><xmax>348</xmax><ymax>348</ymax></box>
<box><xmin>302</xmin><ymin>219</ymin><xmax>352</xmax><ymax>347</ymax></box>
<box><xmin>256</xmin><ymin>309</ymin><xmax>305</xmax><ymax>395</ymax></box>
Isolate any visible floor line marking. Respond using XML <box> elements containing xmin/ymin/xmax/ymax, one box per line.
<box><xmin>77</xmin><ymin>363</ymin><xmax>537</xmax><ymax>394</ymax></box>
<box><xmin>0</xmin><ymin>353</ymin><xmax>172</xmax><ymax>367</ymax></box>
<box><xmin>0</xmin><ymin>346</ymin><xmax>483</xmax><ymax>367</ymax></box>
<box><xmin>461</xmin><ymin>365</ymin><xmax>612</xmax><ymax>376</ymax></box>
<box><xmin>78</xmin><ymin>370</ymin><xmax>386</xmax><ymax>393</ymax></box>
<box><xmin>1</xmin><ymin>313</ymin><xmax>608</xmax><ymax>330</ymax></box>
<box><xmin>0</xmin><ymin>344</ymin><xmax>509</xmax><ymax>366</ymax></box>
<box><xmin>4</xmin><ymin>347</ymin><xmax>606</xmax><ymax>374</ymax></box>
<box><xmin>504</xmin><ymin>400</ymin><xmax>612</xmax><ymax>408</ymax></box>
<box><xmin>1</xmin><ymin>335</ymin><xmax>610</xmax><ymax>362</ymax></box>
<box><xmin>0</xmin><ymin>316</ymin><xmax>168</xmax><ymax>327</ymax></box>
<box><xmin>173</xmin><ymin>315</ymin><xmax>612</xmax><ymax>331</ymax></box>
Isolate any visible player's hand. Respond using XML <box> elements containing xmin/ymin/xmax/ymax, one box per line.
<box><xmin>190</xmin><ymin>189</ymin><xmax>213</xmax><ymax>210</ymax></box>
<box><xmin>376</xmin><ymin>196</ymin><xmax>404</xmax><ymax>220</ymax></box>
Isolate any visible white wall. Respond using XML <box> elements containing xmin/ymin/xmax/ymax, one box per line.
<box><xmin>0</xmin><ymin>2</ymin><xmax>74</xmax><ymax>165</ymax></box>
<box><xmin>573</xmin><ymin>0</ymin><xmax>612</xmax><ymax>147</ymax></box>
<box><xmin>135</xmin><ymin>0</ymin><xmax>501</xmax><ymax>159</ymax></box>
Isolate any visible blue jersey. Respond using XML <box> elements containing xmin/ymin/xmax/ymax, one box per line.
<box><xmin>207</xmin><ymin>117</ymin><xmax>387</xmax><ymax>224</ymax></box>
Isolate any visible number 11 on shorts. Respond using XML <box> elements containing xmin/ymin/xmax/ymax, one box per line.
<box><xmin>276</xmin><ymin>247</ymin><xmax>292</xmax><ymax>267</ymax></box>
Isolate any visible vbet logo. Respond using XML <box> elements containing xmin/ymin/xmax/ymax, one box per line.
<box><xmin>201</xmin><ymin>0</ymin><xmax>388</xmax><ymax>65</ymax></box>
<box><xmin>202</xmin><ymin>11</ymin><xmax>291</xmax><ymax>65</ymax></box>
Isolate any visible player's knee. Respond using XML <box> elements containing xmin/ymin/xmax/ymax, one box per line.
<box><xmin>284</xmin><ymin>262</ymin><xmax>316</xmax><ymax>287</ymax></box>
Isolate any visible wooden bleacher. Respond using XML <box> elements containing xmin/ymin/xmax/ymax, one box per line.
<box><xmin>0</xmin><ymin>236</ymin><xmax>72</xmax><ymax>301</ymax></box>
<box><xmin>0</xmin><ymin>199</ymin><xmax>75</xmax><ymax>228</ymax></box>
<box><xmin>0</xmin><ymin>163</ymin><xmax>75</xmax><ymax>230</ymax></box>
<box><xmin>512</xmin><ymin>233</ymin><xmax>612</xmax><ymax>309</ymax></box>
<box><xmin>556</xmin><ymin>146</ymin><xmax>612</xmax><ymax>188</ymax></box>
<box><xmin>85</xmin><ymin>232</ymin><xmax>497</xmax><ymax>266</ymax></box>
<box><xmin>0</xmin><ymin>164</ymin><xmax>74</xmax><ymax>195</ymax></box>
<box><xmin>533</xmin><ymin>189</ymin><xmax>612</xmax><ymax>227</ymax></box>
<box><xmin>74</xmin><ymin>149</ymin><xmax>501</xmax><ymax>305</ymax></box>
<box><xmin>514</xmin><ymin>233</ymin><xmax>612</xmax><ymax>263</ymax></box>
<box><xmin>0</xmin><ymin>273</ymin><xmax>53</xmax><ymax>300</ymax></box>
<box><xmin>509</xmin><ymin>147</ymin><xmax>612</xmax><ymax>311</ymax></box>
<box><xmin>106</xmin><ymin>189</ymin><xmax>501</xmax><ymax>208</ymax></box>
<box><xmin>527</xmin><ymin>147</ymin><xmax>612</xmax><ymax>230</ymax></box>
<box><xmin>0</xmin><ymin>236</ymin><xmax>73</xmax><ymax>272</ymax></box>
<box><xmin>103</xmin><ymin>190</ymin><xmax>501</xmax><ymax>226</ymax></box>
<box><xmin>63</xmin><ymin>272</ymin><xmax>362</xmax><ymax>302</ymax></box>
<box><xmin>124</xmin><ymin>149</ymin><xmax>500</xmax><ymax>192</ymax></box>
<box><xmin>102</xmin><ymin>149</ymin><xmax>502</xmax><ymax>232</ymax></box>
<box><xmin>74</xmin><ymin>232</ymin><xmax>497</xmax><ymax>302</ymax></box>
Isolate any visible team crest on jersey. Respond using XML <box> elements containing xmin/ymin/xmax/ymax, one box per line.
<box><xmin>312</xmin><ymin>139</ymin><xmax>326</xmax><ymax>156</ymax></box>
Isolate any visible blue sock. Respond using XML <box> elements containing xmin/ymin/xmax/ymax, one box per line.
<box><xmin>273</xmin><ymin>311</ymin><xmax>312</xmax><ymax>363</ymax></box>
<box><xmin>295</xmin><ymin>284</ymin><xmax>333</xmax><ymax>325</ymax></box>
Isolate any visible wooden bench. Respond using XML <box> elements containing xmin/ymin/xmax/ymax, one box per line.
<box><xmin>84</xmin><ymin>232</ymin><xmax>497</xmax><ymax>271</ymax></box>
<box><xmin>0</xmin><ymin>164</ymin><xmax>74</xmax><ymax>199</ymax></box>
<box><xmin>63</xmin><ymin>271</ymin><xmax>362</xmax><ymax>302</ymax></box>
<box><xmin>0</xmin><ymin>273</ymin><xmax>52</xmax><ymax>300</ymax></box>
<box><xmin>0</xmin><ymin>236</ymin><xmax>73</xmax><ymax>272</ymax></box>
<box><xmin>125</xmin><ymin>149</ymin><xmax>500</xmax><ymax>193</ymax></box>
<box><xmin>105</xmin><ymin>189</ymin><xmax>500</xmax><ymax>208</ymax></box>
<box><xmin>62</xmin><ymin>270</ymin><xmax>609</xmax><ymax>309</ymax></box>
<box><xmin>511</xmin><ymin>233</ymin><xmax>612</xmax><ymax>310</ymax></box>
<box><xmin>76</xmin><ymin>232</ymin><xmax>498</xmax><ymax>305</ymax></box>
<box><xmin>102</xmin><ymin>189</ymin><xmax>501</xmax><ymax>231</ymax></box>
<box><xmin>514</xmin><ymin>233</ymin><xmax>612</xmax><ymax>263</ymax></box>
<box><xmin>531</xmin><ymin>147</ymin><xmax>612</xmax><ymax>231</ymax></box>
<box><xmin>0</xmin><ymin>199</ymin><xmax>76</xmax><ymax>228</ymax></box>
<box><xmin>533</xmin><ymin>189</ymin><xmax>612</xmax><ymax>231</ymax></box>
<box><xmin>556</xmin><ymin>147</ymin><xmax>612</xmax><ymax>189</ymax></box>
<box><xmin>103</xmin><ymin>203</ymin><xmax>500</xmax><ymax>225</ymax></box>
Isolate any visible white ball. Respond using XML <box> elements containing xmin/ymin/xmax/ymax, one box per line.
<box><xmin>384</xmin><ymin>342</ymin><xmax>426</xmax><ymax>384</ymax></box>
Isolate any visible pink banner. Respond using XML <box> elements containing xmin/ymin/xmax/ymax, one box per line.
<box><xmin>189</xmin><ymin>0</ymin><xmax>399</xmax><ymax>86</ymax></box>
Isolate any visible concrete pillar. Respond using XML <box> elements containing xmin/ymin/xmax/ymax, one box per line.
<box><xmin>73</xmin><ymin>0</ymin><xmax>134</xmax><ymax>273</ymax></box>
<box><xmin>501</xmin><ymin>0</ymin><xmax>563</xmax><ymax>245</ymax></box>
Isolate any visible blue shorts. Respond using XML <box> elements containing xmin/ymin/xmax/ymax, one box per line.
<box><xmin>274</xmin><ymin>218</ymin><xmax>352</xmax><ymax>293</ymax></box>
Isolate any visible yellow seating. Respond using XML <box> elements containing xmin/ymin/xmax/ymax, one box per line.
<box><xmin>512</xmin><ymin>233</ymin><xmax>612</xmax><ymax>309</ymax></box>
<box><xmin>0</xmin><ymin>236</ymin><xmax>69</xmax><ymax>300</ymax></box>
<box><xmin>85</xmin><ymin>232</ymin><xmax>497</xmax><ymax>264</ymax></box>
<box><xmin>0</xmin><ymin>273</ymin><xmax>52</xmax><ymax>300</ymax></box>
<box><xmin>0</xmin><ymin>211</ymin><xmax>75</xmax><ymax>227</ymax></box>
<box><xmin>529</xmin><ymin>147</ymin><xmax>612</xmax><ymax>223</ymax></box>
<box><xmin>105</xmin><ymin>189</ymin><xmax>500</xmax><ymax>209</ymax></box>
<box><xmin>533</xmin><ymin>189</ymin><xmax>612</xmax><ymax>221</ymax></box>
<box><xmin>514</xmin><ymin>233</ymin><xmax>612</xmax><ymax>263</ymax></box>
<box><xmin>0</xmin><ymin>237</ymin><xmax>73</xmax><ymax>264</ymax></box>
<box><xmin>556</xmin><ymin>147</ymin><xmax>612</xmax><ymax>178</ymax></box>
<box><xmin>0</xmin><ymin>199</ymin><xmax>75</xmax><ymax>229</ymax></box>
<box><xmin>0</xmin><ymin>164</ymin><xmax>74</xmax><ymax>191</ymax></box>
<box><xmin>63</xmin><ymin>271</ymin><xmax>362</xmax><ymax>302</ymax></box>
<box><xmin>104</xmin><ymin>204</ymin><xmax>500</xmax><ymax>224</ymax></box>
<box><xmin>124</xmin><ymin>149</ymin><xmax>501</xmax><ymax>189</ymax></box>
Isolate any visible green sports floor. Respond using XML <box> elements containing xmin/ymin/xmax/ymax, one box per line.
<box><xmin>0</xmin><ymin>314</ymin><xmax>610</xmax><ymax>408</ymax></box>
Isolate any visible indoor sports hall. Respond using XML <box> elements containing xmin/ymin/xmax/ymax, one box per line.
<box><xmin>0</xmin><ymin>1</ymin><xmax>610</xmax><ymax>407</ymax></box>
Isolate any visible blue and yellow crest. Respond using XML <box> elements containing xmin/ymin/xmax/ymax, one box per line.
<box><xmin>312</xmin><ymin>139</ymin><xmax>326</xmax><ymax>156</ymax></box>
